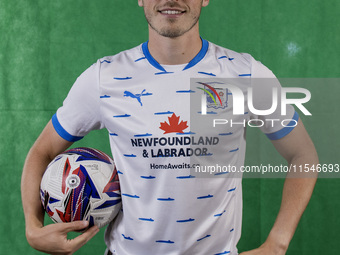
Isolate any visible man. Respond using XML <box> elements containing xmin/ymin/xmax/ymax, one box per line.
<box><xmin>21</xmin><ymin>0</ymin><xmax>318</xmax><ymax>254</ymax></box>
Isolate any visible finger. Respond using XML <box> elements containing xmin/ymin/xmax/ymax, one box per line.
<box><xmin>61</xmin><ymin>221</ymin><xmax>90</xmax><ymax>233</ymax></box>
<box><xmin>70</xmin><ymin>225</ymin><xmax>100</xmax><ymax>251</ymax></box>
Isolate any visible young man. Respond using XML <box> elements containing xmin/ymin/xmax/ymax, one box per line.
<box><xmin>21</xmin><ymin>0</ymin><xmax>318</xmax><ymax>254</ymax></box>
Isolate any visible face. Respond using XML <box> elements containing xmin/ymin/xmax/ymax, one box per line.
<box><xmin>138</xmin><ymin>0</ymin><xmax>209</xmax><ymax>38</ymax></box>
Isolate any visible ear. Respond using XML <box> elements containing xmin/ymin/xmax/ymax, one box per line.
<box><xmin>202</xmin><ymin>0</ymin><xmax>210</xmax><ymax>7</ymax></box>
<box><xmin>138</xmin><ymin>0</ymin><xmax>143</xmax><ymax>7</ymax></box>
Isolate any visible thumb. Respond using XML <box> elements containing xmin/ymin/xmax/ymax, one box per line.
<box><xmin>70</xmin><ymin>225</ymin><xmax>100</xmax><ymax>251</ymax></box>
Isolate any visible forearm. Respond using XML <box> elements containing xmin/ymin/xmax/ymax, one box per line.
<box><xmin>21</xmin><ymin>145</ymin><xmax>53</xmax><ymax>231</ymax></box>
<box><xmin>21</xmin><ymin>121</ymin><xmax>73</xmax><ymax>238</ymax></box>
<box><xmin>265</xmin><ymin>156</ymin><xmax>318</xmax><ymax>252</ymax></box>
<box><xmin>21</xmin><ymin>121</ymin><xmax>99</xmax><ymax>253</ymax></box>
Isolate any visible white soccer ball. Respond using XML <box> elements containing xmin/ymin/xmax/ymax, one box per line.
<box><xmin>40</xmin><ymin>147</ymin><xmax>121</xmax><ymax>228</ymax></box>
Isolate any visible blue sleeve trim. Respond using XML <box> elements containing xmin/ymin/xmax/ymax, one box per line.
<box><xmin>52</xmin><ymin>114</ymin><xmax>83</xmax><ymax>142</ymax></box>
<box><xmin>266</xmin><ymin>111</ymin><xmax>299</xmax><ymax>140</ymax></box>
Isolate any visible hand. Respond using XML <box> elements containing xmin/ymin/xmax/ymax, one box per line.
<box><xmin>240</xmin><ymin>247</ymin><xmax>285</xmax><ymax>255</ymax></box>
<box><xmin>239</xmin><ymin>241</ymin><xmax>287</xmax><ymax>255</ymax></box>
<box><xmin>26</xmin><ymin>221</ymin><xmax>100</xmax><ymax>255</ymax></box>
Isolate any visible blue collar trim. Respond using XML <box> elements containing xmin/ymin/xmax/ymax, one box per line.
<box><xmin>183</xmin><ymin>38</ymin><xmax>209</xmax><ymax>71</ymax></box>
<box><xmin>142</xmin><ymin>42</ymin><xmax>166</xmax><ymax>72</ymax></box>
<box><xmin>141</xmin><ymin>38</ymin><xmax>209</xmax><ymax>72</ymax></box>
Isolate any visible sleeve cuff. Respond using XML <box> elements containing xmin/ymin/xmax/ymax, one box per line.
<box><xmin>265</xmin><ymin>111</ymin><xmax>299</xmax><ymax>140</ymax></box>
<box><xmin>52</xmin><ymin>114</ymin><xmax>83</xmax><ymax>142</ymax></box>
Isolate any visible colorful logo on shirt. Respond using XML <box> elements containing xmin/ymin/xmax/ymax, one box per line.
<box><xmin>197</xmin><ymin>82</ymin><xmax>229</xmax><ymax>110</ymax></box>
<box><xmin>124</xmin><ymin>89</ymin><xmax>153</xmax><ymax>106</ymax></box>
<box><xmin>159</xmin><ymin>113</ymin><xmax>188</xmax><ymax>134</ymax></box>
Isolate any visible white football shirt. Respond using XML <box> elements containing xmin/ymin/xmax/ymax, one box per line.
<box><xmin>52</xmin><ymin>39</ymin><xmax>297</xmax><ymax>255</ymax></box>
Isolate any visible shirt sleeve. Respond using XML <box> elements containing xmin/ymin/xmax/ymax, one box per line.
<box><xmin>52</xmin><ymin>60</ymin><xmax>104</xmax><ymax>142</ymax></box>
<box><xmin>249</xmin><ymin>58</ymin><xmax>299</xmax><ymax>140</ymax></box>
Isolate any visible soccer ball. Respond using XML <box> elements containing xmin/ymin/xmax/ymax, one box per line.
<box><xmin>40</xmin><ymin>147</ymin><xmax>121</xmax><ymax>228</ymax></box>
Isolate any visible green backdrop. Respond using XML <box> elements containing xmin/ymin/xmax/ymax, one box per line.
<box><xmin>0</xmin><ymin>0</ymin><xmax>339</xmax><ymax>254</ymax></box>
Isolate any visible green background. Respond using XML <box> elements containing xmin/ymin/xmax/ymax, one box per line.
<box><xmin>1</xmin><ymin>0</ymin><xmax>339</xmax><ymax>254</ymax></box>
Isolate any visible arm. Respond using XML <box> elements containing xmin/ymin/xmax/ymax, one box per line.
<box><xmin>240</xmin><ymin>118</ymin><xmax>318</xmax><ymax>255</ymax></box>
<box><xmin>21</xmin><ymin>120</ymin><xmax>99</xmax><ymax>255</ymax></box>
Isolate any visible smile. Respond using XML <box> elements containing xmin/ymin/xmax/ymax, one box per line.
<box><xmin>159</xmin><ymin>9</ymin><xmax>186</xmax><ymax>15</ymax></box>
<box><xmin>161</xmin><ymin>10</ymin><xmax>183</xmax><ymax>14</ymax></box>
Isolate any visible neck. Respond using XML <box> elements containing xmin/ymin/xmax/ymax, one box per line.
<box><xmin>147</xmin><ymin>25</ymin><xmax>202</xmax><ymax>65</ymax></box>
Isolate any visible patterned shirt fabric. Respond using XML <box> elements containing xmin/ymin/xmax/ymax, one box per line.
<box><xmin>52</xmin><ymin>39</ymin><xmax>297</xmax><ymax>255</ymax></box>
